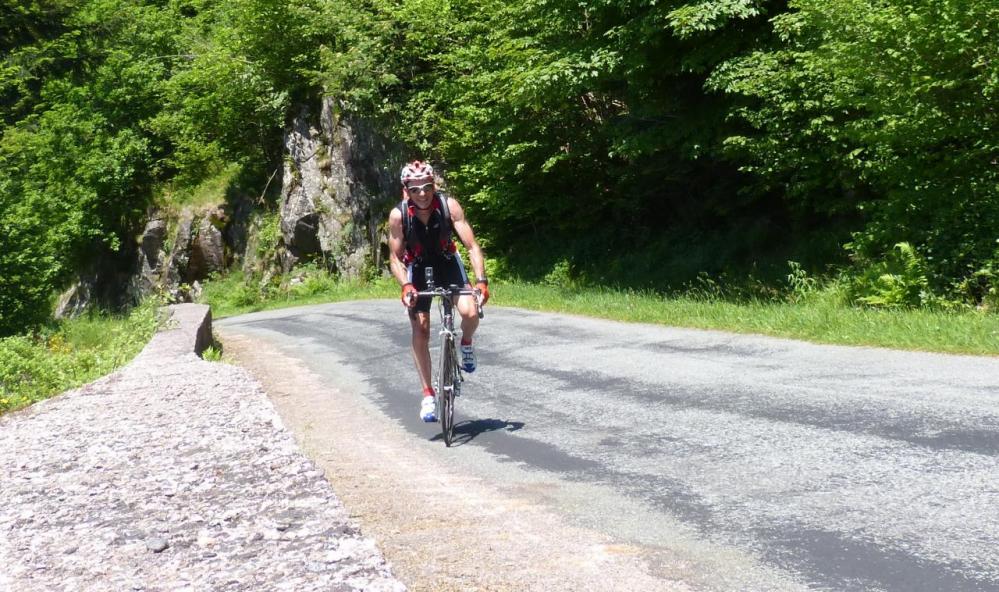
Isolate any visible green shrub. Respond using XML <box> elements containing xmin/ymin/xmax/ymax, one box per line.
<box><xmin>0</xmin><ymin>300</ymin><xmax>161</xmax><ymax>414</ymax></box>
<box><xmin>786</xmin><ymin>261</ymin><xmax>819</xmax><ymax>304</ymax></box>
<box><xmin>198</xmin><ymin>271</ymin><xmax>261</xmax><ymax>313</ymax></box>
<box><xmin>712</xmin><ymin>0</ymin><xmax>999</xmax><ymax>298</ymax></box>
<box><xmin>846</xmin><ymin>242</ymin><xmax>942</xmax><ymax>309</ymax></box>
<box><xmin>543</xmin><ymin>259</ymin><xmax>580</xmax><ymax>289</ymax></box>
<box><xmin>201</xmin><ymin>345</ymin><xmax>223</xmax><ymax>362</ymax></box>
<box><xmin>956</xmin><ymin>255</ymin><xmax>999</xmax><ymax>312</ymax></box>
<box><xmin>289</xmin><ymin>264</ymin><xmax>340</xmax><ymax>297</ymax></box>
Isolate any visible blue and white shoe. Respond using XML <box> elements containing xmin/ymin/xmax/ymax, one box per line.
<box><xmin>420</xmin><ymin>395</ymin><xmax>437</xmax><ymax>422</ymax></box>
<box><xmin>460</xmin><ymin>344</ymin><xmax>476</xmax><ymax>373</ymax></box>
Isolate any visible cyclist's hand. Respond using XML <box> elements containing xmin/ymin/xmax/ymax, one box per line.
<box><xmin>401</xmin><ymin>283</ymin><xmax>418</xmax><ymax>308</ymax></box>
<box><xmin>475</xmin><ymin>281</ymin><xmax>490</xmax><ymax>305</ymax></box>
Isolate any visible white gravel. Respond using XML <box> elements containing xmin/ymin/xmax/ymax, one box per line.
<box><xmin>0</xmin><ymin>305</ymin><xmax>405</xmax><ymax>592</ymax></box>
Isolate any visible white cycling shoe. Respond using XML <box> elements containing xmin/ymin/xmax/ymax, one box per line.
<box><xmin>420</xmin><ymin>395</ymin><xmax>437</xmax><ymax>422</ymax></box>
<box><xmin>460</xmin><ymin>344</ymin><xmax>476</xmax><ymax>373</ymax></box>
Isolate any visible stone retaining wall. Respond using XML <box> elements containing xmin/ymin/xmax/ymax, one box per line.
<box><xmin>0</xmin><ymin>304</ymin><xmax>405</xmax><ymax>592</ymax></box>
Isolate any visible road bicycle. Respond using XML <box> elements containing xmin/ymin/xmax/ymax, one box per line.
<box><xmin>414</xmin><ymin>267</ymin><xmax>483</xmax><ymax>447</ymax></box>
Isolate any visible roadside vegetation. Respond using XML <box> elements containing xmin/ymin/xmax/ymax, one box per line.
<box><xmin>2</xmin><ymin>0</ymin><xmax>996</xmax><ymax>408</ymax></box>
<box><xmin>199</xmin><ymin>268</ymin><xmax>396</xmax><ymax>318</ymax></box>
<box><xmin>497</xmin><ymin>282</ymin><xmax>999</xmax><ymax>357</ymax></box>
<box><xmin>198</xmin><ymin>267</ymin><xmax>999</xmax><ymax>356</ymax></box>
<box><xmin>0</xmin><ymin>301</ymin><xmax>161</xmax><ymax>414</ymax></box>
<box><xmin>4</xmin><ymin>0</ymin><xmax>998</xmax><ymax>341</ymax></box>
<box><xmin>5</xmin><ymin>258</ymin><xmax>992</xmax><ymax>418</ymax></box>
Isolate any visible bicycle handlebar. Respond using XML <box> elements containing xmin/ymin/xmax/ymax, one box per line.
<box><xmin>412</xmin><ymin>285</ymin><xmax>484</xmax><ymax>319</ymax></box>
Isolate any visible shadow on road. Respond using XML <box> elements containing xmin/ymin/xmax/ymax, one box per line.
<box><xmin>432</xmin><ymin>418</ymin><xmax>525</xmax><ymax>446</ymax></box>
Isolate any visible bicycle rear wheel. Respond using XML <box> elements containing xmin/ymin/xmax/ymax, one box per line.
<box><xmin>438</xmin><ymin>335</ymin><xmax>456</xmax><ymax>446</ymax></box>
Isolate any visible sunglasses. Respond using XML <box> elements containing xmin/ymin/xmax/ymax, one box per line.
<box><xmin>405</xmin><ymin>183</ymin><xmax>434</xmax><ymax>195</ymax></box>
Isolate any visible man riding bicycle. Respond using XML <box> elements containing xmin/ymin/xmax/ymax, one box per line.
<box><xmin>388</xmin><ymin>160</ymin><xmax>489</xmax><ymax>422</ymax></box>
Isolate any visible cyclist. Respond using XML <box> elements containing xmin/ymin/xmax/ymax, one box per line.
<box><xmin>388</xmin><ymin>160</ymin><xmax>490</xmax><ymax>422</ymax></box>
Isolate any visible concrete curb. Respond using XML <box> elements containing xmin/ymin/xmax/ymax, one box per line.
<box><xmin>136</xmin><ymin>303</ymin><xmax>213</xmax><ymax>360</ymax></box>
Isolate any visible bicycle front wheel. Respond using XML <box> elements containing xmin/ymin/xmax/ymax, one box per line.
<box><xmin>438</xmin><ymin>334</ymin><xmax>456</xmax><ymax>447</ymax></box>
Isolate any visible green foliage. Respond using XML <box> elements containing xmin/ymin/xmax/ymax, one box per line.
<box><xmin>319</xmin><ymin>0</ymin><xmax>781</xmax><ymax>252</ymax></box>
<box><xmin>160</xmin><ymin>162</ymin><xmax>243</xmax><ymax>212</ymax></box>
<box><xmin>3</xmin><ymin>0</ymin><xmax>997</xmax><ymax>341</ymax></box>
<box><xmin>0</xmin><ymin>96</ymin><xmax>154</xmax><ymax>335</ymax></box>
<box><xmin>255</xmin><ymin>211</ymin><xmax>283</xmax><ymax>260</ymax></box>
<box><xmin>198</xmin><ymin>271</ymin><xmax>267</xmax><ymax>311</ymax></box>
<box><xmin>955</xmin><ymin>251</ymin><xmax>999</xmax><ymax>311</ymax></box>
<box><xmin>496</xmin><ymin>280</ymin><xmax>999</xmax><ymax>355</ymax></box>
<box><xmin>0</xmin><ymin>299</ymin><xmax>161</xmax><ymax>413</ymax></box>
<box><xmin>319</xmin><ymin>0</ymin><xmax>993</xmax><ymax>309</ymax></box>
<box><xmin>288</xmin><ymin>263</ymin><xmax>341</xmax><ymax>297</ymax></box>
<box><xmin>710</xmin><ymin>0</ymin><xmax>999</xmax><ymax>301</ymax></box>
<box><xmin>201</xmin><ymin>344</ymin><xmax>223</xmax><ymax>361</ymax></box>
<box><xmin>1</xmin><ymin>0</ymin><xmax>82</xmax><ymax>124</ymax></box>
<box><xmin>846</xmin><ymin>242</ymin><xmax>937</xmax><ymax>309</ymax></box>
<box><xmin>542</xmin><ymin>259</ymin><xmax>580</xmax><ymax>289</ymax></box>
<box><xmin>198</xmin><ymin>269</ymin><xmax>396</xmax><ymax>318</ymax></box>
<box><xmin>0</xmin><ymin>0</ymin><xmax>311</xmax><ymax>335</ymax></box>
<box><xmin>0</xmin><ymin>0</ymin><xmax>176</xmax><ymax>335</ymax></box>
<box><xmin>785</xmin><ymin>261</ymin><xmax>818</xmax><ymax>303</ymax></box>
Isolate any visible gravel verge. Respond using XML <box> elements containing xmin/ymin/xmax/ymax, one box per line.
<box><xmin>0</xmin><ymin>304</ymin><xmax>405</xmax><ymax>592</ymax></box>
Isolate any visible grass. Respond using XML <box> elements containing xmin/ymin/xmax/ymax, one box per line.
<box><xmin>199</xmin><ymin>269</ymin><xmax>999</xmax><ymax>356</ymax></box>
<box><xmin>6</xmin><ymin>268</ymin><xmax>987</xmax><ymax>417</ymax></box>
<box><xmin>494</xmin><ymin>283</ymin><xmax>999</xmax><ymax>356</ymax></box>
<box><xmin>157</xmin><ymin>162</ymin><xmax>242</xmax><ymax>214</ymax></box>
<box><xmin>0</xmin><ymin>300</ymin><xmax>162</xmax><ymax>414</ymax></box>
<box><xmin>9</xmin><ymin>267</ymin><xmax>987</xmax><ymax>418</ymax></box>
<box><xmin>201</xmin><ymin>345</ymin><xmax>223</xmax><ymax>362</ymax></box>
<box><xmin>199</xmin><ymin>267</ymin><xmax>396</xmax><ymax>319</ymax></box>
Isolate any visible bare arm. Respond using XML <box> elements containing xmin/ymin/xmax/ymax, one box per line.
<box><xmin>387</xmin><ymin>208</ymin><xmax>410</xmax><ymax>286</ymax></box>
<box><xmin>448</xmin><ymin>197</ymin><xmax>486</xmax><ymax>282</ymax></box>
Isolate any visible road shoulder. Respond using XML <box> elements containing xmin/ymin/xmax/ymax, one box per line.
<box><xmin>220</xmin><ymin>327</ymin><xmax>693</xmax><ymax>592</ymax></box>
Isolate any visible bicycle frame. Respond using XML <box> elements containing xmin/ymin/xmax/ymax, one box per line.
<box><xmin>413</xmin><ymin>267</ymin><xmax>483</xmax><ymax>446</ymax></box>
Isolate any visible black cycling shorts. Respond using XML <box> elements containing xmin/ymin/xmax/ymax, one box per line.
<box><xmin>408</xmin><ymin>256</ymin><xmax>470</xmax><ymax>314</ymax></box>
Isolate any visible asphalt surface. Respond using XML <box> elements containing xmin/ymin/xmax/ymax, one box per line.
<box><xmin>219</xmin><ymin>300</ymin><xmax>999</xmax><ymax>592</ymax></box>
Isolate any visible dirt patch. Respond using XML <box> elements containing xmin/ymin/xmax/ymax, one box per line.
<box><xmin>220</xmin><ymin>329</ymin><xmax>692</xmax><ymax>592</ymax></box>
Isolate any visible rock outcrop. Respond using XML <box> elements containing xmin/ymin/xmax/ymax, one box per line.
<box><xmin>133</xmin><ymin>216</ymin><xmax>168</xmax><ymax>298</ymax></box>
<box><xmin>53</xmin><ymin>272</ymin><xmax>98</xmax><ymax>319</ymax></box>
<box><xmin>128</xmin><ymin>206</ymin><xmax>227</xmax><ymax>305</ymax></box>
<box><xmin>280</xmin><ymin>98</ymin><xmax>400</xmax><ymax>279</ymax></box>
<box><xmin>188</xmin><ymin>214</ymin><xmax>226</xmax><ymax>280</ymax></box>
<box><xmin>56</xmin><ymin>98</ymin><xmax>399</xmax><ymax>319</ymax></box>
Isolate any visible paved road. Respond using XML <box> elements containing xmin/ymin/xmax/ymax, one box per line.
<box><xmin>220</xmin><ymin>300</ymin><xmax>999</xmax><ymax>591</ymax></box>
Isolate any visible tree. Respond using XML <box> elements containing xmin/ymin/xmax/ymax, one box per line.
<box><xmin>710</xmin><ymin>0</ymin><xmax>999</xmax><ymax>297</ymax></box>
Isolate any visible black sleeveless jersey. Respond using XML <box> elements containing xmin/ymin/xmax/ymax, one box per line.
<box><xmin>398</xmin><ymin>193</ymin><xmax>457</xmax><ymax>265</ymax></box>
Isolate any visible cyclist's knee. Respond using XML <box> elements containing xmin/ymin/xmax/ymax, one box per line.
<box><xmin>410</xmin><ymin>314</ymin><xmax>431</xmax><ymax>339</ymax></box>
<box><xmin>457</xmin><ymin>296</ymin><xmax>478</xmax><ymax>319</ymax></box>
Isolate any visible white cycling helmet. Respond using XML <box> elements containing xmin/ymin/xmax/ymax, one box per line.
<box><xmin>400</xmin><ymin>160</ymin><xmax>434</xmax><ymax>184</ymax></box>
